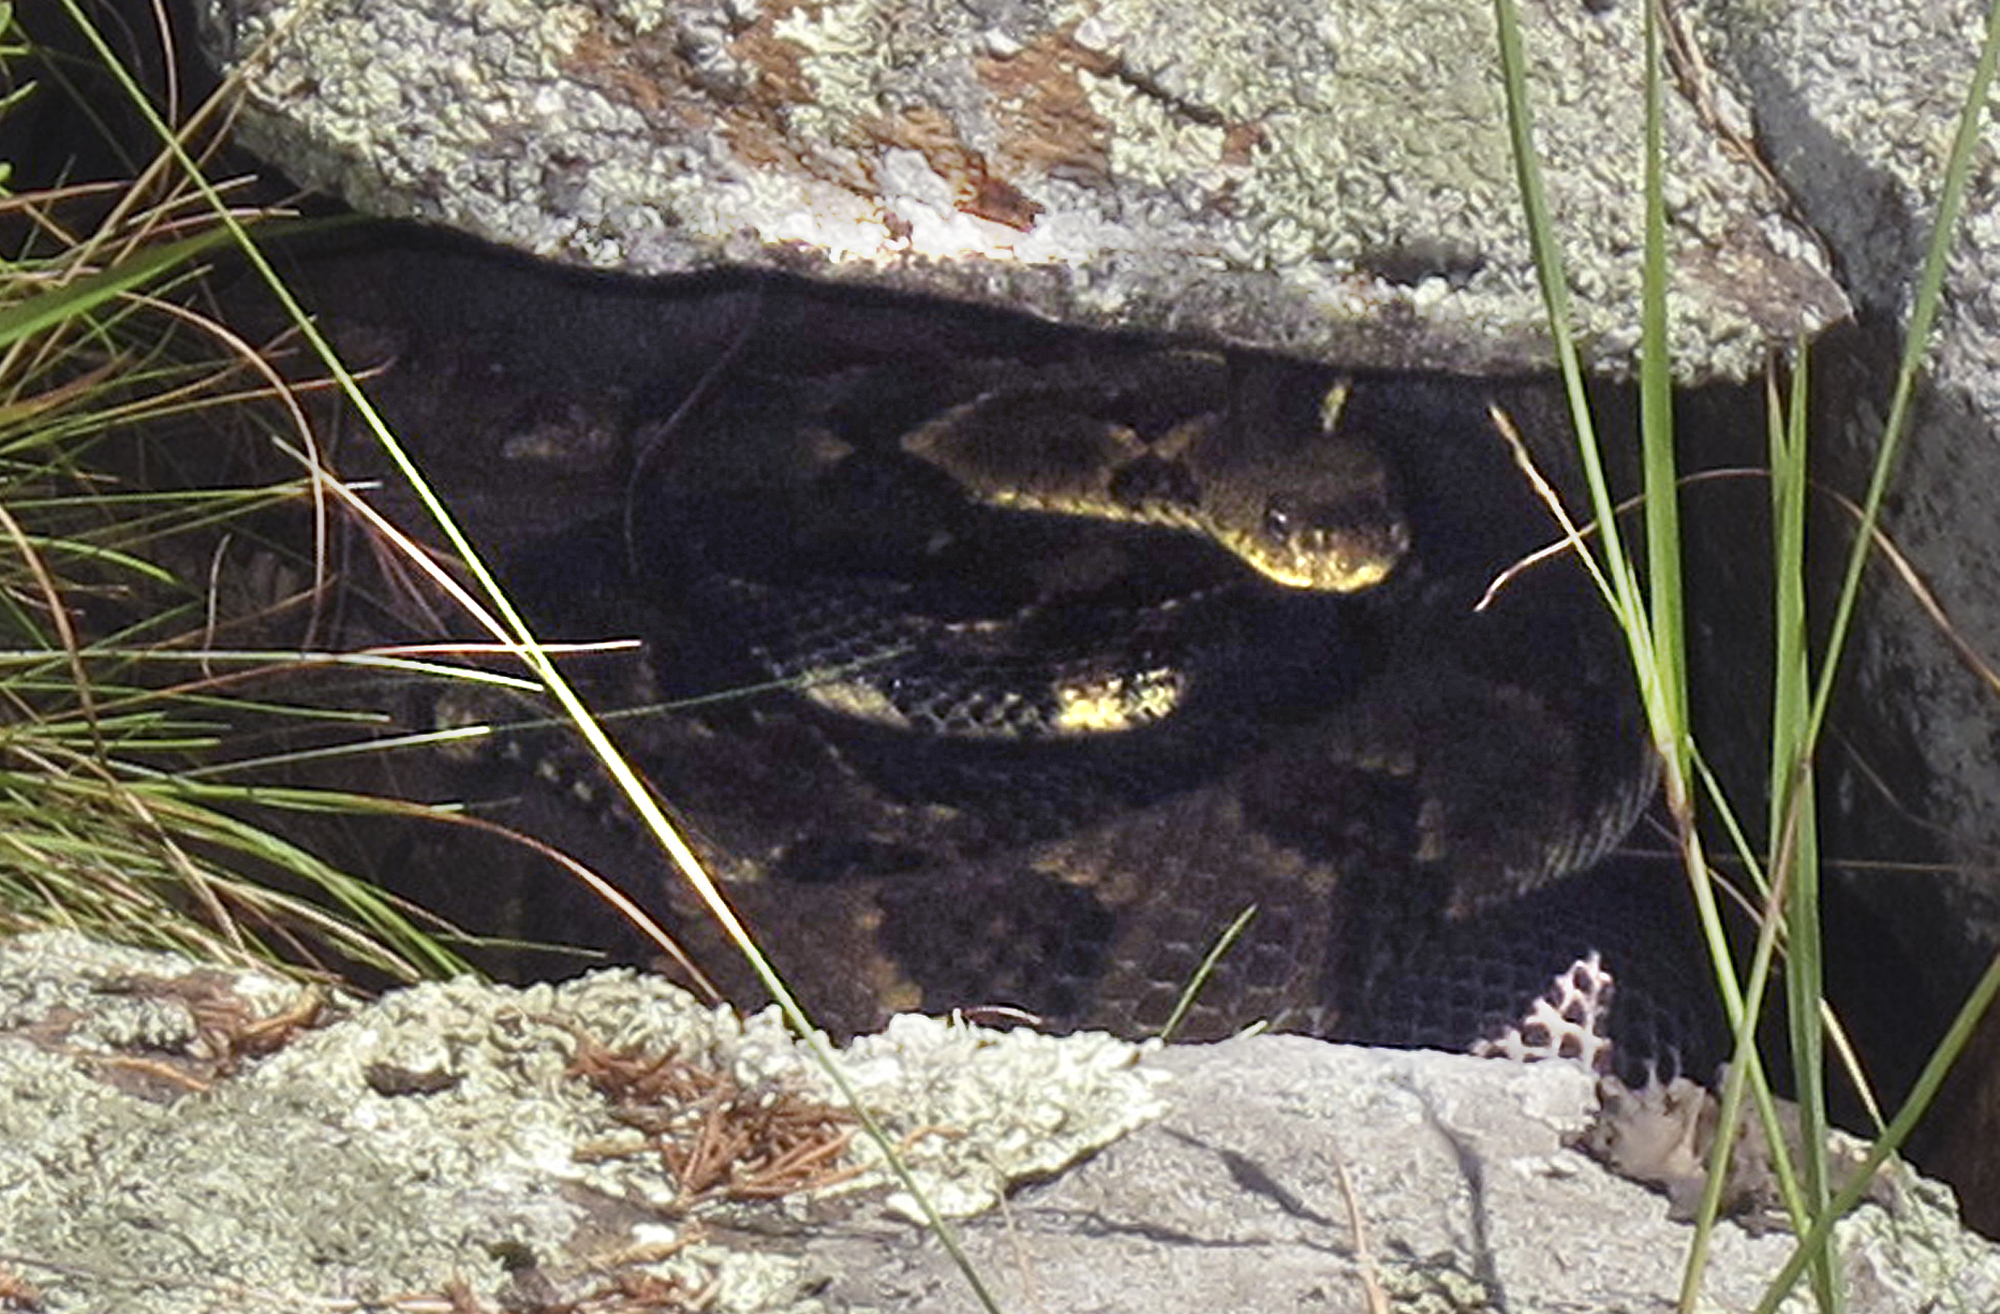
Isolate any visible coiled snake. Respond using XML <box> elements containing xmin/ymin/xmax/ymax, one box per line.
<box><xmin>604</xmin><ymin>350</ymin><xmax>1714</xmax><ymax>1082</ymax></box>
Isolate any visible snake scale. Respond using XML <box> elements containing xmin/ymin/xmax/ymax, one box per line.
<box><xmin>515</xmin><ymin>348</ymin><xmax>1719</xmax><ymax>1083</ymax></box>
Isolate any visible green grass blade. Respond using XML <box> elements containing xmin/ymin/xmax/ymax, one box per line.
<box><xmin>0</xmin><ymin>228</ymin><xmax>234</xmax><ymax>348</ymax></box>
<box><xmin>1687</xmin><ymin>352</ymin><xmax>1834</xmax><ymax>1312</ymax></box>
<box><xmin>1752</xmin><ymin>942</ymin><xmax>2000</xmax><ymax>1314</ymax></box>
<box><xmin>1158</xmin><ymin>904</ymin><xmax>1257</xmax><ymax>1043</ymax></box>
<box><xmin>1491</xmin><ymin>0</ymin><xmax>1646</xmax><ymax>648</ymax></box>
<box><xmin>1763</xmin><ymin>7</ymin><xmax>2000</xmax><ymax>1303</ymax></box>
<box><xmin>1490</xmin><ymin>4</ymin><xmax>1820</xmax><ymax>1299</ymax></box>
<box><xmin>1773</xmin><ymin>346</ymin><xmax>1836</xmax><ymax>1305</ymax></box>
<box><xmin>1636</xmin><ymin>0</ymin><xmax>1687</xmax><ymax>781</ymax></box>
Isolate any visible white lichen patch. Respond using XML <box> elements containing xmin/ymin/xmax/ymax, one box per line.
<box><xmin>829</xmin><ymin>1012</ymin><xmax>1169</xmax><ymax>1219</ymax></box>
<box><xmin>0</xmin><ymin>928</ymin><xmax>326</xmax><ymax>1055</ymax></box>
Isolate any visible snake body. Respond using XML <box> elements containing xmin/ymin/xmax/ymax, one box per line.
<box><xmin>682</xmin><ymin>351</ymin><xmax>1407</xmax><ymax>742</ymax></box>
<box><xmin>597</xmin><ymin>352</ymin><xmax>1710</xmax><ymax>1079</ymax></box>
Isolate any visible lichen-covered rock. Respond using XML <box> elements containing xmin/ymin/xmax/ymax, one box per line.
<box><xmin>809</xmin><ymin>1038</ymin><xmax>2000</xmax><ymax>1313</ymax></box>
<box><xmin>0</xmin><ymin>931</ymin><xmax>1165</xmax><ymax>1313</ymax></box>
<box><xmin>195</xmin><ymin>0</ymin><xmax>1844</xmax><ymax>381</ymax></box>
<box><xmin>3</xmin><ymin>931</ymin><xmax>1998</xmax><ymax>1313</ymax></box>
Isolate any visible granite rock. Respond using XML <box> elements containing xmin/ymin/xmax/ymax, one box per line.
<box><xmin>193</xmin><ymin>0</ymin><xmax>1845</xmax><ymax>381</ymax></box>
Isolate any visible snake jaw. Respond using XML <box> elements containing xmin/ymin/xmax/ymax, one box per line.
<box><xmin>1241</xmin><ymin>484</ymin><xmax>1413</xmax><ymax>591</ymax></box>
<box><xmin>1275</xmin><ymin>523</ymin><xmax>1410</xmax><ymax>591</ymax></box>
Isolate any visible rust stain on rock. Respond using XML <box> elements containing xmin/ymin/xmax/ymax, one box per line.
<box><xmin>565</xmin><ymin>25</ymin><xmax>674</xmax><ymax>116</ymax></box>
<box><xmin>963</xmin><ymin>170</ymin><xmax>1043</xmax><ymax>231</ymax></box>
<box><xmin>1220</xmin><ymin>120</ymin><xmax>1268</xmax><ymax>168</ymax></box>
<box><xmin>976</xmin><ymin>31</ymin><xmax>1114</xmax><ymax>186</ymax></box>
<box><xmin>727</xmin><ymin>18</ymin><xmax>818</xmax><ymax>106</ymax></box>
<box><xmin>561</xmin><ymin>7</ymin><xmax>857</xmax><ymax>189</ymax></box>
<box><xmin>560</xmin><ymin>7</ymin><xmax>1112</xmax><ymax>235</ymax></box>
<box><xmin>867</xmin><ymin>104</ymin><xmax>1044</xmax><ymax>231</ymax></box>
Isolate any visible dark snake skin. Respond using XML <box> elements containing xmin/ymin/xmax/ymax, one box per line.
<box><xmin>505</xmin><ymin>353</ymin><xmax>1721</xmax><ymax>1085</ymax></box>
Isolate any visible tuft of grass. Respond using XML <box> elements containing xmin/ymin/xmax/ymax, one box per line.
<box><xmin>0</xmin><ymin>8</ymin><xmax>479</xmax><ymax>984</ymax></box>
<box><xmin>1492</xmin><ymin>0</ymin><xmax>2000</xmax><ymax>1309</ymax></box>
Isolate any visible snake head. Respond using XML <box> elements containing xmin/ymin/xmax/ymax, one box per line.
<box><xmin>1245</xmin><ymin>446</ymin><xmax>1411</xmax><ymax>592</ymax></box>
<box><xmin>1206</xmin><ymin>373</ymin><xmax>1412</xmax><ymax>593</ymax></box>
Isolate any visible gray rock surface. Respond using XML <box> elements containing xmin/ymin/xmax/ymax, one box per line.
<box><xmin>1687</xmin><ymin>3</ymin><xmax>2000</xmax><ymax>1034</ymax></box>
<box><xmin>3</xmin><ymin>930</ymin><xmax>1996</xmax><ymax>1313</ymax></box>
<box><xmin>194</xmin><ymin>0</ymin><xmax>1844</xmax><ymax>381</ymax></box>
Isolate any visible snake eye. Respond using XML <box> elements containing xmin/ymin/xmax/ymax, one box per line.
<box><xmin>1262</xmin><ymin>496</ymin><xmax>1298</xmax><ymax>543</ymax></box>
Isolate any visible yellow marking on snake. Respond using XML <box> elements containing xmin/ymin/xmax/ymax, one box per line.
<box><xmin>1052</xmin><ymin>665</ymin><xmax>1188</xmax><ymax>734</ymax></box>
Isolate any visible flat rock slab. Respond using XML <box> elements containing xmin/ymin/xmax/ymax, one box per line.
<box><xmin>1</xmin><ymin>931</ymin><xmax>1996</xmax><ymax>1312</ymax></box>
<box><xmin>833</xmin><ymin>1038</ymin><xmax>2000</xmax><ymax>1313</ymax></box>
<box><xmin>196</xmin><ymin>0</ymin><xmax>1844</xmax><ymax>380</ymax></box>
